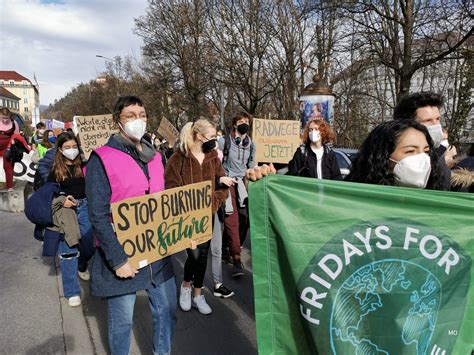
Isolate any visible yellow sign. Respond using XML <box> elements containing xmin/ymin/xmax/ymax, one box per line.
<box><xmin>111</xmin><ymin>181</ymin><xmax>213</xmax><ymax>269</ymax></box>
<box><xmin>75</xmin><ymin>114</ymin><xmax>118</xmax><ymax>159</ymax></box>
<box><xmin>252</xmin><ymin>118</ymin><xmax>301</xmax><ymax>164</ymax></box>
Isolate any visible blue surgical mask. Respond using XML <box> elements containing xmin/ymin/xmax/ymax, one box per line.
<box><xmin>48</xmin><ymin>136</ymin><xmax>56</xmax><ymax>143</ymax></box>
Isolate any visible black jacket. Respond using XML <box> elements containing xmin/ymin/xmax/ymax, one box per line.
<box><xmin>288</xmin><ymin>144</ymin><xmax>342</xmax><ymax>180</ymax></box>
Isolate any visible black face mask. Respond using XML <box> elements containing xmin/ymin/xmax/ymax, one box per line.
<box><xmin>202</xmin><ymin>139</ymin><xmax>216</xmax><ymax>153</ymax></box>
<box><xmin>237</xmin><ymin>123</ymin><xmax>250</xmax><ymax>135</ymax></box>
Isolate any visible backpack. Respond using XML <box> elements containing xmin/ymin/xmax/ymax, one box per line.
<box><xmin>6</xmin><ymin>138</ymin><xmax>27</xmax><ymax>164</ymax></box>
<box><xmin>222</xmin><ymin>134</ymin><xmax>255</xmax><ymax>168</ymax></box>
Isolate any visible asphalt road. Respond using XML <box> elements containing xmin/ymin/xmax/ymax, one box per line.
<box><xmin>0</xmin><ymin>211</ymin><xmax>257</xmax><ymax>354</ymax></box>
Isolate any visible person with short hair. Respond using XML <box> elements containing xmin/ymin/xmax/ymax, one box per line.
<box><xmin>345</xmin><ymin>120</ymin><xmax>444</xmax><ymax>190</ymax></box>
<box><xmin>217</xmin><ymin>111</ymin><xmax>256</xmax><ymax>277</ymax></box>
<box><xmin>288</xmin><ymin>119</ymin><xmax>341</xmax><ymax>180</ymax></box>
<box><xmin>31</xmin><ymin>121</ymin><xmax>46</xmax><ymax>146</ymax></box>
<box><xmin>85</xmin><ymin>96</ymin><xmax>176</xmax><ymax>355</ymax></box>
<box><xmin>394</xmin><ymin>92</ymin><xmax>451</xmax><ymax>189</ymax></box>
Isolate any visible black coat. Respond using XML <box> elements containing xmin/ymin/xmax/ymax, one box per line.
<box><xmin>288</xmin><ymin>144</ymin><xmax>342</xmax><ymax>180</ymax></box>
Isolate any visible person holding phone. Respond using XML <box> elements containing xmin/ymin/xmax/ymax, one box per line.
<box><xmin>47</xmin><ymin>132</ymin><xmax>94</xmax><ymax>306</ymax></box>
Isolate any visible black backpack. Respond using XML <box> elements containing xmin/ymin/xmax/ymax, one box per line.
<box><xmin>6</xmin><ymin>139</ymin><xmax>27</xmax><ymax>164</ymax></box>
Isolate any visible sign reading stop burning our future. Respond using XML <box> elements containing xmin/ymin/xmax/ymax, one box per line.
<box><xmin>75</xmin><ymin>114</ymin><xmax>118</xmax><ymax>159</ymax></box>
<box><xmin>249</xmin><ymin>175</ymin><xmax>474</xmax><ymax>355</ymax></box>
<box><xmin>111</xmin><ymin>181</ymin><xmax>213</xmax><ymax>269</ymax></box>
<box><xmin>252</xmin><ymin>118</ymin><xmax>301</xmax><ymax>164</ymax></box>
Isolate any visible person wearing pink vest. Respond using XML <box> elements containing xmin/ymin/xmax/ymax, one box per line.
<box><xmin>85</xmin><ymin>96</ymin><xmax>176</xmax><ymax>355</ymax></box>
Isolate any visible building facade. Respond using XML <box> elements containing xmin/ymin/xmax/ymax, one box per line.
<box><xmin>0</xmin><ymin>71</ymin><xmax>40</xmax><ymax>126</ymax></box>
<box><xmin>0</xmin><ymin>87</ymin><xmax>21</xmax><ymax>112</ymax></box>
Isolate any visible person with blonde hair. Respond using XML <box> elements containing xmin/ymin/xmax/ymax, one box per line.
<box><xmin>165</xmin><ymin>118</ymin><xmax>235</xmax><ymax>314</ymax></box>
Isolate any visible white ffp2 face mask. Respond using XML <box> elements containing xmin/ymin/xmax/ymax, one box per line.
<box><xmin>122</xmin><ymin>119</ymin><xmax>146</xmax><ymax>141</ymax></box>
<box><xmin>391</xmin><ymin>153</ymin><xmax>431</xmax><ymax>188</ymax></box>
<box><xmin>426</xmin><ymin>124</ymin><xmax>443</xmax><ymax>148</ymax></box>
<box><xmin>309</xmin><ymin>131</ymin><xmax>321</xmax><ymax>143</ymax></box>
<box><xmin>62</xmin><ymin>148</ymin><xmax>79</xmax><ymax>161</ymax></box>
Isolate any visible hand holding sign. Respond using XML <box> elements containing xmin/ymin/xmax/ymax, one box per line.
<box><xmin>115</xmin><ymin>262</ymin><xmax>139</xmax><ymax>278</ymax></box>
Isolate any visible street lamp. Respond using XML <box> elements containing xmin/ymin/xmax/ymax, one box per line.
<box><xmin>299</xmin><ymin>73</ymin><xmax>335</xmax><ymax>128</ymax></box>
<box><xmin>95</xmin><ymin>54</ymin><xmax>114</xmax><ymax>61</ymax></box>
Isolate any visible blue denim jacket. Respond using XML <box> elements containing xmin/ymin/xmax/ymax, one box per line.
<box><xmin>85</xmin><ymin>135</ymin><xmax>174</xmax><ymax>297</ymax></box>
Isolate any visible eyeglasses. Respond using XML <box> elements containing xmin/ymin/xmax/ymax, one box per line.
<box><xmin>120</xmin><ymin>115</ymin><xmax>147</xmax><ymax>121</ymax></box>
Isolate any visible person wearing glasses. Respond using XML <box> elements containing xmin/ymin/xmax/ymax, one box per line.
<box><xmin>85</xmin><ymin>96</ymin><xmax>176</xmax><ymax>355</ymax></box>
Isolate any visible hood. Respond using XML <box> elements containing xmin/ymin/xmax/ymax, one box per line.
<box><xmin>451</xmin><ymin>168</ymin><xmax>474</xmax><ymax>189</ymax></box>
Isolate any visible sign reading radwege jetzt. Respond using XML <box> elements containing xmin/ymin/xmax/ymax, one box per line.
<box><xmin>111</xmin><ymin>181</ymin><xmax>213</xmax><ymax>269</ymax></box>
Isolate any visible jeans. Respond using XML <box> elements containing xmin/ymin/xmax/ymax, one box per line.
<box><xmin>76</xmin><ymin>199</ymin><xmax>95</xmax><ymax>272</ymax></box>
<box><xmin>210</xmin><ymin>213</ymin><xmax>223</xmax><ymax>284</ymax></box>
<box><xmin>107</xmin><ymin>277</ymin><xmax>177</xmax><ymax>355</ymax></box>
<box><xmin>58</xmin><ymin>198</ymin><xmax>95</xmax><ymax>298</ymax></box>
<box><xmin>58</xmin><ymin>240</ymin><xmax>80</xmax><ymax>298</ymax></box>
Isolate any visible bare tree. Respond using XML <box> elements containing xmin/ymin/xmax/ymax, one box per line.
<box><xmin>342</xmin><ymin>0</ymin><xmax>473</xmax><ymax>101</ymax></box>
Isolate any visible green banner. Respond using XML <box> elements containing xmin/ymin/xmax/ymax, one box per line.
<box><xmin>249</xmin><ymin>175</ymin><xmax>474</xmax><ymax>355</ymax></box>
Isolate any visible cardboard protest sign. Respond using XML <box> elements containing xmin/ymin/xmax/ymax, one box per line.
<box><xmin>111</xmin><ymin>181</ymin><xmax>213</xmax><ymax>269</ymax></box>
<box><xmin>250</xmin><ymin>175</ymin><xmax>474</xmax><ymax>355</ymax></box>
<box><xmin>252</xmin><ymin>118</ymin><xmax>301</xmax><ymax>164</ymax></box>
<box><xmin>157</xmin><ymin>117</ymin><xmax>179</xmax><ymax>146</ymax></box>
<box><xmin>75</xmin><ymin>114</ymin><xmax>118</xmax><ymax>159</ymax></box>
<box><xmin>0</xmin><ymin>151</ymin><xmax>36</xmax><ymax>183</ymax></box>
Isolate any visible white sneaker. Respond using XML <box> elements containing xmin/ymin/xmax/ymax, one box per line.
<box><xmin>77</xmin><ymin>270</ymin><xmax>90</xmax><ymax>281</ymax></box>
<box><xmin>179</xmin><ymin>284</ymin><xmax>192</xmax><ymax>311</ymax></box>
<box><xmin>68</xmin><ymin>296</ymin><xmax>81</xmax><ymax>307</ymax></box>
<box><xmin>192</xmin><ymin>295</ymin><xmax>212</xmax><ymax>315</ymax></box>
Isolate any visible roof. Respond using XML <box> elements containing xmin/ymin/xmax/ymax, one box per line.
<box><xmin>0</xmin><ymin>87</ymin><xmax>21</xmax><ymax>101</ymax></box>
<box><xmin>0</xmin><ymin>71</ymin><xmax>32</xmax><ymax>84</ymax></box>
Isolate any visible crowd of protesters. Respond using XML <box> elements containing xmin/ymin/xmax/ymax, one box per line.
<box><xmin>2</xmin><ymin>90</ymin><xmax>471</xmax><ymax>354</ymax></box>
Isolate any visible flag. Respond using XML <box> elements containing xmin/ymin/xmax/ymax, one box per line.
<box><xmin>249</xmin><ymin>174</ymin><xmax>474</xmax><ymax>354</ymax></box>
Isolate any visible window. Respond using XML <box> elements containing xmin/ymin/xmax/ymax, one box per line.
<box><xmin>0</xmin><ymin>99</ymin><xmax>3</xmax><ymax>106</ymax></box>
<box><xmin>24</xmin><ymin>107</ymin><xmax>28</xmax><ymax>112</ymax></box>
<box><xmin>23</xmin><ymin>88</ymin><xmax>27</xmax><ymax>95</ymax></box>
<box><xmin>9</xmin><ymin>80</ymin><xmax>14</xmax><ymax>86</ymax></box>
<box><xmin>0</xmin><ymin>80</ymin><xmax>3</xmax><ymax>85</ymax></box>
<box><xmin>24</xmin><ymin>97</ymin><xmax>28</xmax><ymax>104</ymax></box>
<box><xmin>22</xmin><ymin>80</ymin><xmax>28</xmax><ymax>85</ymax></box>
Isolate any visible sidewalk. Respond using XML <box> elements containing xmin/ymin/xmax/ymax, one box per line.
<box><xmin>0</xmin><ymin>211</ymin><xmax>257</xmax><ymax>354</ymax></box>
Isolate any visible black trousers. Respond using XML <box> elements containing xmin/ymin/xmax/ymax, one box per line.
<box><xmin>183</xmin><ymin>240</ymin><xmax>211</xmax><ymax>289</ymax></box>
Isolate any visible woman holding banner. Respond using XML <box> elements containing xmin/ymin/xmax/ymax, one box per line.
<box><xmin>346</xmin><ymin>120</ymin><xmax>444</xmax><ymax>190</ymax></box>
<box><xmin>86</xmin><ymin>96</ymin><xmax>176</xmax><ymax>355</ymax></box>
<box><xmin>47</xmin><ymin>132</ymin><xmax>95</xmax><ymax>306</ymax></box>
<box><xmin>288</xmin><ymin>119</ymin><xmax>341</xmax><ymax>180</ymax></box>
<box><xmin>165</xmin><ymin>118</ymin><xmax>234</xmax><ymax>314</ymax></box>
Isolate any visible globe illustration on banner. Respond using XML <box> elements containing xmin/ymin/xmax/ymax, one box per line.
<box><xmin>330</xmin><ymin>259</ymin><xmax>441</xmax><ymax>355</ymax></box>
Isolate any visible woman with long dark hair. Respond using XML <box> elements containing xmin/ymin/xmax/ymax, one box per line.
<box><xmin>346</xmin><ymin>120</ymin><xmax>444</xmax><ymax>190</ymax></box>
<box><xmin>47</xmin><ymin>132</ymin><xmax>94</xmax><ymax>306</ymax></box>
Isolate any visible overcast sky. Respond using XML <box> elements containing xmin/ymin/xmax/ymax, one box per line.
<box><xmin>0</xmin><ymin>0</ymin><xmax>148</xmax><ymax>105</ymax></box>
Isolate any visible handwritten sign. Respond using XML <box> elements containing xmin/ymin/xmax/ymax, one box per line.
<box><xmin>75</xmin><ymin>114</ymin><xmax>118</xmax><ymax>159</ymax></box>
<box><xmin>157</xmin><ymin>117</ymin><xmax>179</xmax><ymax>146</ymax></box>
<box><xmin>111</xmin><ymin>181</ymin><xmax>213</xmax><ymax>269</ymax></box>
<box><xmin>0</xmin><ymin>151</ymin><xmax>36</xmax><ymax>183</ymax></box>
<box><xmin>252</xmin><ymin>118</ymin><xmax>301</xmax><ymax>164</ymax></box>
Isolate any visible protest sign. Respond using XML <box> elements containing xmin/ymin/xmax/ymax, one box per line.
<box><xmin>52</xmin><ymin>119</ymin><xmax>65</xmax><ymax>130</ymax></box>
<box><xmin>75</xmin><ymin>114</ymin><xmax>118</xmax><ymax>159</ymax></box>
<box><xmin>0</xmin><ymin>151</ymin><xmax>36</xmax><ymax>183</ymax></box>
<box><xmin>111</xmin><ymin>181</ymin><xmax>213</xmax><ymax>269</ymax></box>
<box><xmin>157</xmin><ymin>117</ymin><xmax>179</xmax><ymax>146</ymax></box>
<box><xmin>249</xmin><ymin>174</ymin><xmax>474</xmax><ymax>355</ymax></box>
<box><xmin>252</xmin><ymin>118</ymin><xmax>301</xmax><ymax>164</ymax></box>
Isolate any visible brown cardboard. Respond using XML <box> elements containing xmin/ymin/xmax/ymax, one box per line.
<box><xmin>252</xmin><ymin>118</ymin><xmax>301</xmax><ymax>164</ymax></box>
<box><xmin>157</xmin><ymin>117</ymin><xmax>179</xmax><ymax>147</ymax></box>
<box><xmin>75</xmin><ymin>114</ymin><xmax>118</xmax><ymax>159</ymax></box>
<box><xmin>111</xmin><ymin>181</ymin><xmax>213</xmax><ymax>269</ymax></box>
